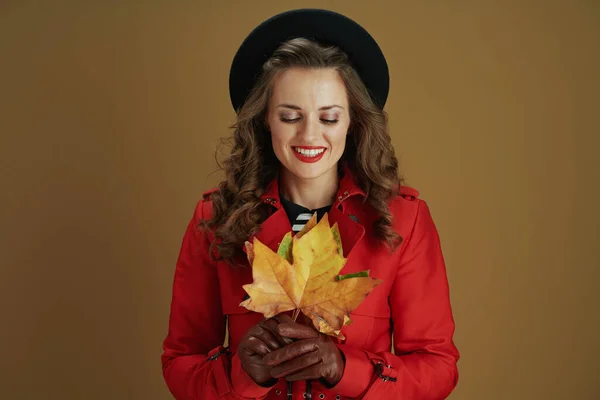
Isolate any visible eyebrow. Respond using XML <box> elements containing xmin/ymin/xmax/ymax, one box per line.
<box><xmin>276</xmin><ymin>104</ymin><xmax>344</xmax><ymax>111</ymax></box>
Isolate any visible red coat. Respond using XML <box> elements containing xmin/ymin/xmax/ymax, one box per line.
<box><xmin>162</xmin><ymin>170</ymin><xmax>459</xmax><ymax>399</ymax></box>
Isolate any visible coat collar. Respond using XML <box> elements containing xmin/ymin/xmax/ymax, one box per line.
<box><xmin>252</xmin><ymin>164</ymin><xmax>366</xmax><ymax>260</ymax></box>
<box><xmin>259</xmin><ymin>164</ymin><xmax>366</xmax><ymax>209</ymax></box>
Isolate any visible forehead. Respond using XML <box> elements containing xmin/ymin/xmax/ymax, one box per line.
<box><xmin>270</xmin><ymin>67</ymin><xmax>348</xmax><ymax>107</ymax></box>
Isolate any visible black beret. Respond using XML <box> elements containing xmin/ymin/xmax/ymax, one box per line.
<box><xmin>229</xmin><ymin>8</ymin><xmax>389</xmax><ymax>112</ymax></box>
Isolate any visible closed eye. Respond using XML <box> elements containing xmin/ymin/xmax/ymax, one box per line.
<box><xmin>280</xmin><ymin>117</ymin><xmax>301</xmax><ymax>123</ymax></box>
<box><xmin>280</xmin><ymin>117</ymin><xmax>339</xmax><ymax>124</ymax></box>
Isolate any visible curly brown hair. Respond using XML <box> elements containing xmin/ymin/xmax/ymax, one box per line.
<box><xmin>202</xmin><ymin>38</ymin><xmax>403</xmax><ymax>265</ymax></box>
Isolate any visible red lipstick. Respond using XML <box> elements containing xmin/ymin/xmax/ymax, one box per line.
<box><xmin>292</xmin><ymin>146</ymin><xmax>327</xmax><ymax>163</ymax></box>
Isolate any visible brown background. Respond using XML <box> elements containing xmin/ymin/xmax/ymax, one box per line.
<box><xmin>1</xmin><ymin>1</ymin><xmax>599</xmax><ymax>399</ymax></box>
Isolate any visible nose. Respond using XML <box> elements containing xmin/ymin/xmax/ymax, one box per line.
<box><xmin>297</xmin><ymin>114</ymin><xmax>320</xmax><ymax>141</ymax></box>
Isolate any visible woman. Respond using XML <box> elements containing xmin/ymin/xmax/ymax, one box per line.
<box><xmin>162</xmin><ymin>8</ymin><xmax>459</xmax><ymax>400</ymax></box>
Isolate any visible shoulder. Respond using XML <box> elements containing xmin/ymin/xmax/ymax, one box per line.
<box><xmin>388</xmin><ymin>185</ymin><xmax>433</xmax><ymax>233</ymax></box>
<box><xmin>190</xmin><ymin>187</ymin><xmax>219</xmax><ymax>222</ymax></box>
<box><xmin>389</xmin><ymin>185</ymin><xmax>421</xmax><ymax>209</ymax></box>
<box><xmin>398</xmin><ymin>185</ymin><xmax>420</xmax><ymax>202</ymax></box>
<box><xmin>202</xmin><ymin>186</ymin><xmax>219</xmax><ymax>201</ymax></box>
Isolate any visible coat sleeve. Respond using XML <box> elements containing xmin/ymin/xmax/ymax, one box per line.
<box><xmin>332</xmin><ymin>199</ymin><xmax>460</xmax><ymax>399</ymax></box>
<box><xmin>161</xmin><ymin>200</ymin><xmax>273</xmax><ymax>400</ymax></box>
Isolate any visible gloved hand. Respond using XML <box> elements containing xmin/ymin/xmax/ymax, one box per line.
<box><xmin>263</xmin><ymin>320</ymin><xmax>345</xmax><ymax>386</ymax></box>
<box><xmin>237</xmin><ymin>314</ymin><xmax>294</xmax><ymax>386</ymax></box>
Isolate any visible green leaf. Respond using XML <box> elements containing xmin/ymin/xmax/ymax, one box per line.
<box><xmin>331</xmin><ymin>223</ymin><xmax>343</xmax><ymax>256</ymax></box>
<box><xmin>277</xmin><ymin>232</ymin><xmax>293</xmax><ymax>263</ymax></box>
<box><xmin>335</xmin><ymin>270</ymin><xmax>371</xmax><ymax>281</ymax></box>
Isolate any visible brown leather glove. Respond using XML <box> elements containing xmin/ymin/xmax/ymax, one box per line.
<box><xmin>237</xmin><ymin>314</ymin><xmax>294</xmax><ymax>386</ymax></box>
<box><xmin>263</xmin><ymin>320</ymin><xmax>345</xmax><ymax>386</ymax></box>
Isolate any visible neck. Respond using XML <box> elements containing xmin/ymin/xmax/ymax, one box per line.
<box><xmin>279</xmin><ymin>166</ymin><xmax>339</xmax><ymax>210</ymax></box>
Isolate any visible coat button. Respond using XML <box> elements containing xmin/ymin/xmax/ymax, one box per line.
<box><xmin>319</xmin><ymin>394</ymin><xmax>325</xmax><ymax>399</ymax></box>
<box><xmin>275</xmin><ymin>389</ymin><xmax>281</xmax><ymax>395</ymax></box>
<box><xmin>335</xmin><ymin>396</ymin><xmax>341</xmax><ymax>400</ymax></box>
<box><xmin>264</xmin><ymin>197</ymin><xmax>277</xmax><ymax>205</ymax></box>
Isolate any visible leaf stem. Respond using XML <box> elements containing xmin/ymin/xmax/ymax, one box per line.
<box><xmin>335</xmin><ymin>270</ymin><xmax>370</xmax><ymax>281</ymax></box>
<box><xmin>292</xmin><ymin>308</ymin><xmax>300</xmax><ymax>322</ymax></box>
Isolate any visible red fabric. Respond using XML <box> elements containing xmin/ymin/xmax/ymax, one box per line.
<box><xmin>161</xmin><ymin>169</ymin><xmax>460</xmax><ymax>399</ymax></box>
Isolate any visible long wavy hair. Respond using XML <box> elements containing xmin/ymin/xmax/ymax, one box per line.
<box><xmin>202</xmin><ymin>38</ymin><xmax>403</xmax><ymax>265</ymax></box>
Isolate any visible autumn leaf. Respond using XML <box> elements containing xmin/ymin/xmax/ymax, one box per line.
<box><xmin>240</xmin><ymin>213</ymin><xmax>382</xmax><ymax>339</ymax></box>
<box><xmin>277</xmin><ymin>232</ymin><xmax>293</xmax><ymax>263</ymax></box>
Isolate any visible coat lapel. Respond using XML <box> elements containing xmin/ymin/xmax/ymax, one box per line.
<box><xmin>251</xmin><ymin>208</ymin><xmax>291</xmax><ymax>251</ymax></box>
<box><xmin>243</xmin><ymin>165</ymin><xmax>367</xmax><ymax>268</ymax></box>
<box><xmin>329</xmin><ymin>164</ymin><xmax>367</xmax><ymax>267</ymax></box>
<box><xmin>328</xmin><ymin>205</ymin><xmax>365</xmax><ymax>261</ymax></box>
<box><xmin>244</xmin><ymin>176</ymin><xmax>292</xmax><ymax>253</ymax></box>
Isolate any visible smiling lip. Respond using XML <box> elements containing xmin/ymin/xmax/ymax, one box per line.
<box><xmin>292</xmin><ymin>146</ymin><xmax>327</xmax><ymax>163</ymax></box>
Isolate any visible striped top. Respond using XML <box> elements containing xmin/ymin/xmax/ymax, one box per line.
<box><xmin>279</xmin><ymin>195</ymin><xmax>332</xmax><ymax>234</ymax></box>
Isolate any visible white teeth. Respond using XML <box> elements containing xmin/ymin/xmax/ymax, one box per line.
<box><xmin>294</xmin><ymin>147</ymin><xmax>325</xmax><ymax>157</ymax></box>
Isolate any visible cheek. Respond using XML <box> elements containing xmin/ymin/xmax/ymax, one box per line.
<box><xmin>268</xmin><ymin>122</ymin><xmax>284</xmax><ymax>143</ymax></box>
<box><xmin>269</xmin><ymin>124</ymin><xmax>290</xmax><ymax>154</ymax></box>
<box><xmin>328</xmin><ymin>125</ymin><xmax>349</xmax><ymax>150</ymax></box>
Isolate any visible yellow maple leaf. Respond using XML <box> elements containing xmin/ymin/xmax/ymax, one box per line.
<box><xmin>240</xmin><ymin>213</ymin><xmax>382</xmax><ymax>339</ymax></box>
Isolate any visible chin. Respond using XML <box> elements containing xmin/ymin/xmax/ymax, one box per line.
<box><xmin>284</xmin><ymin>162</ymin><xmax>336</xmax><ymax>180</ymax></box>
